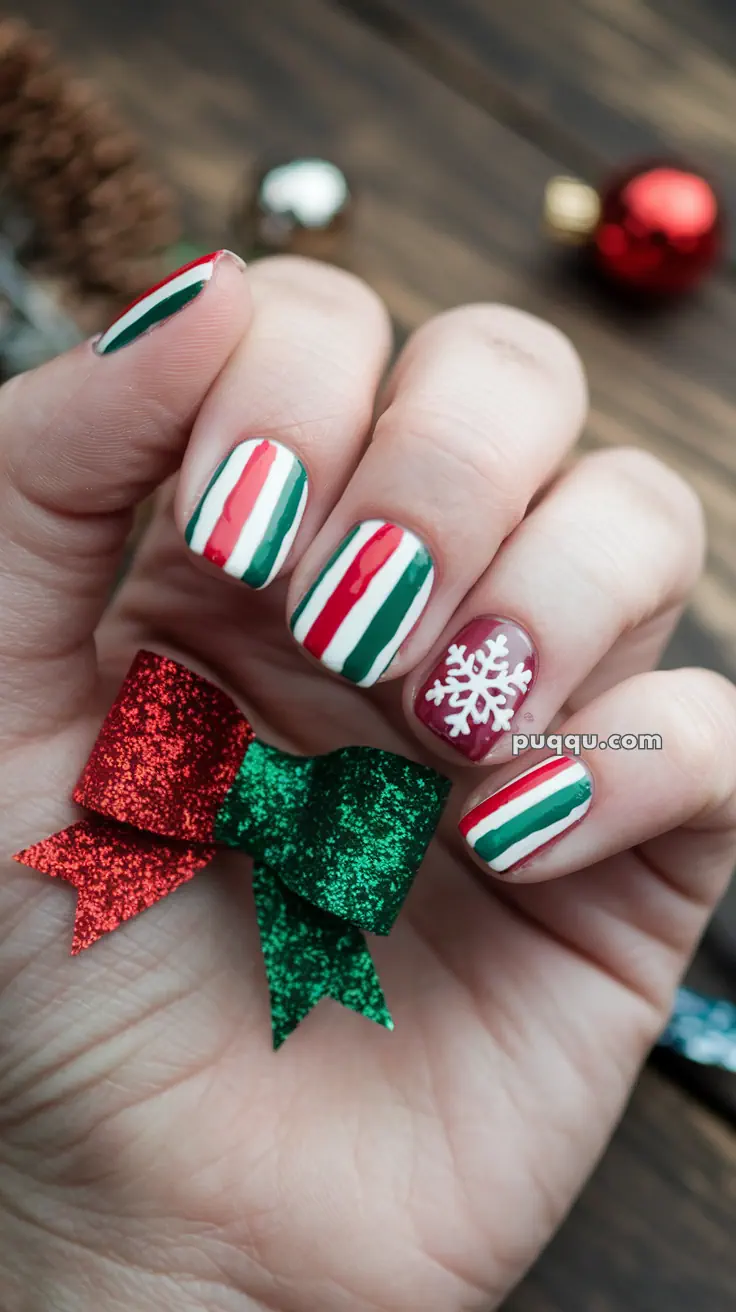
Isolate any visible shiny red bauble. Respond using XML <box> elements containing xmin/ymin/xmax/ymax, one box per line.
<box><xmin>593</xmin><ymin>162</ymin><xmax>723</xmax><ymax>295</ymax></box>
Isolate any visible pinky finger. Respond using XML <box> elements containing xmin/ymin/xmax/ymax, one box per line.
<box><xmin>458</xmin><ymin>667</ymin><xmax>736</xmax><ymax>885</ymax></box>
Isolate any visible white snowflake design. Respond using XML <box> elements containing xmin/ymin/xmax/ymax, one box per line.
<box><xmin>425</xmin><ymin>634</ymin><xmax>533</xmax><ymax>739</ymax></box>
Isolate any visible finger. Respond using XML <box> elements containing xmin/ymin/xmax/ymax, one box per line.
<box><xmin>175</xmin><ymin>257</ymin><xmax>392</xmax><ymax>590</ymax></box>
<box><xmin>407</xmin><ymin>446</ymin><xmax>705</xmax><ymax>763</ymax></box>
<box><xmin>287</xmin><ymin>304</ymin><xmax>587</xmax><ymax>688</ymax></box>
<box><xmin>458</xmin><ymin>667</ymin><xmax>736</xmax><ymax>884</ymax></box>
<box><xmin>0</xmin><ymin>251</ymin><xmax>250</xmax><ymax>735</ymax></box>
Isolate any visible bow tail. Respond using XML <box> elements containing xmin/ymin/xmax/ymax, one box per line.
<box><xmin>252</xmin><ymin>863</ymin><xmax>393</xmax><ymax>1050</ymax></box>
<box><xmin>15</xmin><ymin>819</ymin><xmax>215</xmax><ymax>954</ymax></box>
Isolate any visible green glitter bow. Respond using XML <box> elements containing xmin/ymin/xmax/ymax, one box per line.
<box><xmin>218</xmin><ymin>738</ymin><xmax>450</xmax><ymax>1045</ymax></box>
<box><xmin>15</xmin><ymin>652</ymin><xmax>451</xmax><ymax>1048</ymax></box>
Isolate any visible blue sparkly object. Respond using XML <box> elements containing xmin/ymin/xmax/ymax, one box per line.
<box><xmin>658</xmin><ymin>987</ymin><xmax>736</xmax><ymax>1072</ymax></box>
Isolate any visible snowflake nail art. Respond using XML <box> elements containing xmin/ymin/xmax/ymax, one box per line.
<box><xmin>415</xmin><ymin>617</ymin><xmax>537</xmax><ymax>761</ymax></box>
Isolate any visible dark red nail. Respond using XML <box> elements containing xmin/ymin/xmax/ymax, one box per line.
<box><xmin>414</xmin><ymin>616</ymin><xmax>538</xmax><ymax>762</ymax></box>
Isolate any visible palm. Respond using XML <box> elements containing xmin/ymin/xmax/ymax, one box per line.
<box><xmin>0</xmin><ymin>507</ymin><xmax>689</xmax><ymax>1312</ymax></box>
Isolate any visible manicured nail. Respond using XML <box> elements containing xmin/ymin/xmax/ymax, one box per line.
<box><xmin>459</xmin><ymin>755</ymin><xmax>593</xmax><ymax>874</ymax></box>
<box><xmin>415</xmin><ymin>616</ymin><xmax>537</xmax><ymax>761</ymax></box>
<box><xmin>185</xmin><ymin>438</ymin><xmax>308</xmax><ymax>589</ymax></box>
<box><xmin>290</xmin><ymin>519</ymin><xmax>434</xmax><ymax>687</ymax></box>
<box><xmin>94</xmin><ymin>250</ymin><xmax>243</xmax><ymax>355</ymax></box>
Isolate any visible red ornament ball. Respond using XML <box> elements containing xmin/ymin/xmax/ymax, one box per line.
<box><xmin>593</xmin><ymin>162</ymin><xmax>723</xmax><ymax>294</ymax></box>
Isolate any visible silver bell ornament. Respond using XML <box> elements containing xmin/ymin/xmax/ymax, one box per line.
<box><xmin>233</xmin><ymin>156</ymin><xmax>353</xmax><ymax>262</ymax></box>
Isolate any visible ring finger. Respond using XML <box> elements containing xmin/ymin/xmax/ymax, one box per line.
<box><xmin>407</xmin><ymin>445</ymin><xmax>705</xmax><ymax>764</ymax></box>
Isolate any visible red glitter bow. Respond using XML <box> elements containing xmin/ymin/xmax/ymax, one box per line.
<box><xmin>15</xmin><ymin>652</ymin><xmax>254</xmax><ymax>953</ymax></box>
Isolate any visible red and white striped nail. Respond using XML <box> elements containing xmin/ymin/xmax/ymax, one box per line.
<box><xmin>415</xmin><ymin>616</ymin><xmax>537</xmax><ymax>761</ymax></box>
<box><xmin>290</xmin><ymin>520</ymin><xmax>435</xmax><ymax>686</ymax></box>
<box><xmin>460</xmin><ymin>755</ymin><xmax>593</xmax><ymax>874</ymax></box>
<box><xmin>185</xmin><ymin>438</ymin><xmax>308</xmax><ymax>590</ymax></box>
<box><xmin>95</xmin><ymin>250</ymin><xmax>245</xmax><ymax>355</ymax></box>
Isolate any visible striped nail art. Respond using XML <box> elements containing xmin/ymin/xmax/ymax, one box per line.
<box><xmin>290</xmin><ymin>520</ymin><xmax>434</xmax><ymax>687</ymax></box>
<box><xmin>460</xmin><ymin>755</ymin><xmax>593</xmax><ymax>874</ymax></box>
<box><xmin>185</xmin><ymin>438</ymin><xmax>308</xmax><ymax>589</ymax></box>
<box><xmin>95</xmin><ymin>250</ymin><xmax>240</xmax><ymax>355</ymax></box>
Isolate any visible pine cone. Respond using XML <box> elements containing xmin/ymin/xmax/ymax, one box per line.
<box><xmin>0</xmin><ymin>18</ymin><xmax>180</xmax><ymax>307</ymax></box>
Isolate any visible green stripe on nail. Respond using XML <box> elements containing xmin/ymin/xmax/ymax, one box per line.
<box><xmin>340</xmin><ymin>546</ymin><xmax>433</xmax><ymax>686</ymax></box>
<box><xmin>289</xmin><ymin>522</ymin><xmax>362</xmax><ymax>632</ymax></box>
<box><xmin>98</xmin><ymin>282</ymin><xmax>205</xmax><ymax>355</ymax></box>
<box><xmin>184</xmin><ymin>451</ymin><xmax>230</xmax><ymax>546</ymax></box>
<box><xmin>472</xmin><ymin>776</ymin><xmax>592</xmax><ymax>864</ymax></box>
<box><xmin>244</xmin><ymin>460</ymin><xmax>307</xmax><ymax>587</ymax></box>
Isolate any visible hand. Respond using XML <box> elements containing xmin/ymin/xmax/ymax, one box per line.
<box><xmin>1</xmin><ymin>252</ymin><xmax>734</xmax><ymax>1312</ymax></box>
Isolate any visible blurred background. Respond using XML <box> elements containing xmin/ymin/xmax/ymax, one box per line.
<box><xmin>3</xmin><ymin>0</ymin><xmax>735</xmax><ymax>1306</ymax></box>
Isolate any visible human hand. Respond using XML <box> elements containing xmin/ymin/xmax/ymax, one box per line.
<box><xmin>1</xmin><ymin>252</ymin><xmax>735</xmax><ymax>1311</ymax></box>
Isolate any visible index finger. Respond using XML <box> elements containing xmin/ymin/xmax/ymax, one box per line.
<box><xmin>0</xmin><ymin>250</ymin><xmax>251</xmax><ymax>735</ymax></box>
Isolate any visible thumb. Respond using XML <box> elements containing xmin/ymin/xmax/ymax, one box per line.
<box><xmin>0</xmin><ymin>250</ymin><xmax>250</xmax><ymax>737</ymax></box>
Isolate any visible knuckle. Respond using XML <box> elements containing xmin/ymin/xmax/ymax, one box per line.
<box><xmin>592</xmin><ymin>446</ymin><xmax>703</xmax><ymax>529</ymax></box>
<box><xmin>417</xmin><ymin>302</ymin><xmax>587</xmax><ymax>395</ymax></box>
<box><xmin>584</xmin><ymin>447</ymin><xmax>706</xmax><ymax>576</ymax></box>
<box><xmin>662</xmin><ymin>669</ymin><xmax>736</xmax><ymax>805</ymax></box>
<box><xmin>379</xmin><ymin>307</ymin><xmax>591</xmax><ymax>529</ymax></box>
<box><xmin>244</xmin><ymin>346</ymin><xmax>372</xmax><ymax>454</ymax></box>
<box><xmin>378</xmin><ymin>397</ymin><xmax>527</xmax><ymax>526</ymax></box>
<box><xmin>250</xmin><ymin>254</ymin><xmax>389</xmax><ymax>326</ymax></box>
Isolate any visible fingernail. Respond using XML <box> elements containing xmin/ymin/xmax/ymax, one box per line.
<box><xmin>290</xmin><ymin>519</ymin><xmax>435</xmax><ymax>687</ymax></box>
<box><xmin>185</xmin><ymin>438</ymin><xmax>308</xmax><ymax>589</ymax></box>
<box><xmin>415</xmin><ymin>616</ymin><xmax>537</xmax><ymax>761</ymax></box>
<box><xmin>459</xmin><ymin>755</ymin><xmax>593</xmax><ymax>874</ymax></box>
<box><xmin>94</xmin><ymin>250</ymin><xmax>244</xmax><ymax>355</ymax></box>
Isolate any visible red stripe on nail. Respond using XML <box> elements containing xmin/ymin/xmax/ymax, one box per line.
<box><xmin>459</xmin><ymin>755</ymin><xmax>573</xmax><ymax>837</ymax></box>
<box><xmin>203</xmin><ymin>439</ymin><xmax>277</xmax><ymax>567</ymax></box>
<box><xmin>113</xmin><ymin>251</ymin><xmax>223</xmax><ymax>320</ymax></box>
<box><xmin>303</xmin><ymin>523</ymin><xmax>404</xmax><ymax>658</ymax></box>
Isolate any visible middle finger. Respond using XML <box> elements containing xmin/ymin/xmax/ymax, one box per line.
<box><xmin>288</xmin><ymin>304</ymin><xmax>587</xmax><ymax>687</ymax></box>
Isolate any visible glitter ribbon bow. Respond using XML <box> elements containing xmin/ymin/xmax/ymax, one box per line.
<box><xmin>15</xmin><ymin>651</ymin><xmax>450</xmax><ymax>1047</ymax></box>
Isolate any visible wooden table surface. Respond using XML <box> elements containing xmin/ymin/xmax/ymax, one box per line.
<box><xmin>18</xmin><ymin>0</ymin><xmax>736</xmax><ymax>1306</ymax></box>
